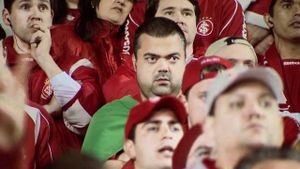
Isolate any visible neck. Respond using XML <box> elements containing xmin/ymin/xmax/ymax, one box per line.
<box><xmin>66</xmin><ymin>0</ymin><xmax>78</xmax><ymax>9</ymax></box>
<box><xmin>274</xmin><ymin>35</ymin><xmax>300</xmax><ymax>59</ymax></box>
<box><xmin>13</xmin><ymin>35</ymin><xmax>31</xmax><ymax>55</ymax></box>
<box><xmin>216</xmin><ymin>146</ymin><xmax>249</xmax><ymax>169</ymax></box>
<box><xmin>186</xmin><ymin>43</ymin><xmax>193</xmax><ymax>61</ymax></box>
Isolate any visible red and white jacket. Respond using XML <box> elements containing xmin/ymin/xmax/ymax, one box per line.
<box><xmin>3</xmin><ymin>31</ymin><xmax>104</xmax><ymax>150</ymax></box>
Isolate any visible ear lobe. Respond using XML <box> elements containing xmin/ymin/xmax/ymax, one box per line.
<box><xmin>264</xmin><ymin>13</ymin><xmax>274</xmax><ymax>29</ymax></box>
<box><xmin>123</xmin><ymin>140</ymin><xmax>136</xmax><ymax>160</ymax></box>
<box><xmin>132</xmin><ymin>55</ymin><xmax>137</xmax><ymax>71</ymax></box>
<box><xmin>2</xmin><ymin>9</ymin><xmax>12</xmax><ymax>27</ymax></box>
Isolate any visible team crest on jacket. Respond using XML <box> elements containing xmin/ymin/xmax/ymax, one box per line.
<box><xmin>197</xmin><ymin>17</ymin><xmax>213</xmax><ymax>36</ymax></box>
<box><xmin>41</xmin><ymin>79</ymin><xmax>53</xmax><ymax>100</ymax></box>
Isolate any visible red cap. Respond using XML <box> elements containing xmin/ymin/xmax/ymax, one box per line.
<box><xmin>172</xmin><ymin>124</ymin><xmax>203</xmax><ymax>169</ymax></box>
<box><xmin>182</xmin><ymin>56</ymin><xmax>233</xmax><ymax>95</ymax></box>
<box><xmin>125</xmin><ymin>96</ymin><xmax>188</xmax><ymax>139</ymax></box>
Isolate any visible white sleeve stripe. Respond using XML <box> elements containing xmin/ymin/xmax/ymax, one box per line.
<box><xmin>236</xmin><ymin>0</ymin><xmax>256</xmax><ymax>11</ymax></box>
<box><xmin>245</xmin><ymin>11</ymin><xmax>269</xmax><ymax>29</ymax></box>
<box><xmin>50</xmin><ymin>72</ymin><xmax>81</xmax><ymax>107</ymax></box>
<box><xmin>219</xmin><ymin>0</ymin><xmax>239</xmax><ymax>36</ymax></box>
<box><xmin>25</xmin><ymin>105</ymin><xmax>41</xmax><ymax>145</ymax></box>
<box><xmin>69</xmin><ymin>58</ymin><xmax>94</xmax><ymax>76</ymax></box>
<box><xmin>63</xmin><ymin>100</ymin><xmax>91</xmax><ymax>135</ymax></box>
<box><xmin>128</xmin><ymin>14</ymin><xmax>140</xmax><ymax>27</ymax></box>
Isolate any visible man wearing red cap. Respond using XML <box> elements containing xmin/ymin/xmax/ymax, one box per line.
<box><xmin>182</xmin><ymin>56</ymin><xmax>233</xmax><ymax>126</ymax></box>
<box><xmin>122</xmin><ymin>96</ymin><xmax>187</xmax><ymax>169</ymax></box>
<box><xmin>82</xmin><ymin>17</ymin><xmax>187</xmax><ymax>166</ymax></box>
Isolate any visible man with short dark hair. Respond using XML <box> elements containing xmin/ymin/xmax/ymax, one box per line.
<box><xmin>260</xmin><ymin>0</ymin><xmax>300</xmax><ymax>147</ymax></box>
<box><xmin>2</xmin><ymin>0</ymin><xmax>103</xmax><ymax>151</ymax></box>
<box><xmin>82</xmin><ymin>18</ymin><xmax>187</xmax><ymax>166</ymax></box>
<box><xmin>123</xmin><ymin>96</ymin><xmax>187</xmax><ymax>169</ymax></box>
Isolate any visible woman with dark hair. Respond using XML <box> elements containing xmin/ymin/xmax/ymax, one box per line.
<box><xmin>52</xmin><ymin>0</ymin><xmax>134</xmax><ymax>83</ymax></box>
<box><xmin>0</xmin><ymin>25</ymin><xmax>6</xmax><ymax>40</ymax></box>
<box><xmin>52</xmin><ymin>0</ymin><xmax>80</xmax><ymax>24</ymax></box>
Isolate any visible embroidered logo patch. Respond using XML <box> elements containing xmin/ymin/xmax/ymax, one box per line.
<box><xmin>197</xmin><ymin>18</ymin><xmax>214</xmax><ymax>36</ymax></box>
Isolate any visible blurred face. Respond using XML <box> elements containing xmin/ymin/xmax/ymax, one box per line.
<box><xmin>252</xmin><ymin>160</ymin><xmax>300</xmax><ymax>169</ymax></box>
<box><xmin>131</xmin><ymin>109</ymin><xmax>184</xmax><ymax>169</ymax></box>
<box><xmin>186</xmin><ymin>118</ymin><xmax>216</xmax><ymax>169</ymax></box>
<box><xmin>96</xmin><ymin>0</ymin><xmax>133</xmax><ymax>25</ymax></box>
<box><xmin>155</xmin><ymin>0</ymin><xmax>197</xmax><ymax>46</ymax></box>
<box><xmin>136</xmin><ymin>34</ymin><xmax>186</xmax><ymax>99</ymax></box>
<box><xmin>213</xmin><ymin>44</ymin><xmax>257</xmax><ymax>68</ymax></box>
<box><xmin>3</xmin><ymin>0</ymin><xmax>53</xmax><ymax>43</ymax></box>
<box><xmin>214</xmin><ymin>81</ymin><xmax>283</xmax><ymax>151</ymax></box>
<box><xmin>267</xmin><ymin>0</ymin><xmax>300</xmax><ymax>41</ymax></box>
<box><xmin>187</xmin><ymin>79</ymin><xmax>213</xmax><ymax>126</ymax></box>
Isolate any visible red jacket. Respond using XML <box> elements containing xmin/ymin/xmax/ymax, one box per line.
<box><xmin>24</xmin><ymin>101</ymin><xmax>62</xmax><ymax>169</ymax></box>
<box><xmin>4</xmin><ymin>29</ymin><xmax>103</xmax><ymax>150</ymax></box>
<box><xmin>103</xmin><ymin>0</ymin><xmax>246</xmax><ymax>102</ymax></box>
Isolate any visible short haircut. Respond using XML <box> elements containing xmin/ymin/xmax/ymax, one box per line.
<box><xmin>133</xmin><ymin>17</ymin><xmax>186</xmax><ymax>58</ymax></box>
<box><xmin>235</xmin><ymin>147</ymin><xmax>300</xmax><ymax>169</ymax></box>
<box><xmin>269</xmin><ymin>0</ymin><xmax>277</xmax><ymax>16</ymax></box>
<box><xmin>4</xmin><ymin>0</ymin><xmax>54</xmax><ymax>12</ymax></box>
<box><xmin>144</xmin><ymin>0</ymin><xmax>200</xmax><ymax>24</ymax></box>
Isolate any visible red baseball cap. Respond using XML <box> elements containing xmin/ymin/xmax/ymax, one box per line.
<box><xmin>124</xmin><ymin>96</ymin><xmax>188</xmax><ymax>139</ymax></box>
<box><xmin>182</xmin><ymin>56</ymin><xmax>233</xmax><ymax>95</ymax></box>
<box><xmin>172</xmin><ymin>124</ymin><xmax>203</xmax><ymax>169</ymax></box>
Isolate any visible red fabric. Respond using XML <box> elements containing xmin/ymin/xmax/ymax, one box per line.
<box><xmin>182</xmin><ymin>56</ymin><xmax>233</xmax><ymax>95</ymax></box>
<box><xmin>120</xmin><ymin>0</ymin><xmax>246</xmax><ymax>63</ymax></box>
<box><xmin>4</xmin><ymin>27</ymin><xmax>104</xmax><ymax>150</ymax></box>
<box><xmin>259</xmin><ymin>43</ymin><xmax>300</xmax><ymax>147</ymax></box>
<box><xmin>24</xmin><ymin>101</ymin><xmax>62</xmax><ymax>169</ymax></box>
<box><xmin>0</xmin><ymin>141</ymin><xmax>25</xmax><ymax>169</ymax></box>
<box><xmin>247</xmin><ymin>0</ymin><xmax>272</xmax><ymax>15</ymax></box>
<box><xmin>122</xmin><ymin>160</ymin><xmax>135</xmax><ymax>169</ymax></box>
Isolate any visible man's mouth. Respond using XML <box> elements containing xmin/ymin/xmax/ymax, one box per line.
<box><xmin>158</xmin><ymin>146</ymin><xmax>174</xmax><ymax>157</ymax></box>
<box><xmin>290</xmin><ymin>20</ymin><xmax>300</xmax><ymax>28</ymax></box>
<box><xmin>155</xmin><ymin>77</ymin><xmax>170</xmax><ymax>85</ymax></box>
<box><xmin>112</xmin><ymin>7</ymin><xmax>123</xmax><ymax>14</ymax></box>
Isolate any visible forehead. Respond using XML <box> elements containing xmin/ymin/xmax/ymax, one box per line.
<box><xmin>157</xmin><ymin>0</ymin><xmax>195</xmax><ymax>10</ymax></box>
<box><xmin>137</xmin><ymin>33</ymin><xmax>185</xmax><ymax>56</ymax></box>
<box><xmin>13</xmin><ymin>0</ymin><xmax>51</xmax><ymax>4</ymax></box>
<box><xmin>215</xmin><ymin>44</ymin><xmax>256</xmax><ymax>62</ymax></box>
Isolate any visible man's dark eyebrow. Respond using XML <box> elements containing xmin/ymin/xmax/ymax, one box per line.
<box><xmin>161</xmin><ymin>6</ymin><xmax>176</xmax><ymax>11</ymax></box>
<box><xmin>141</xmin><ymin>120</ymin><xmax>161</xmax><ymax>128</ymax></box>
<box><xmin>168</xmin><ymin>119</ymin><xmax>180</xmax><ymax>125</ymax></box>
<box><xmin>143</xmin><ymin>53</ymin><xmax>159</xmax><ymax>58</ymax></box>
<box><xmin>280</xmin><ymin>0</ymin><xmax>293</xmax><ymax>3</ymax></box>
<box><xmin>182</xmin><ymin>8</ymin><xmax>194</xmax><ymax>13</ymax></box>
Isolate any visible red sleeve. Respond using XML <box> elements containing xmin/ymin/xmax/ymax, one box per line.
<box><xmin>120</xmin><ymin>0</ymin><xmax>147</xmax><ymax>66</ymax></box>
<box><xmin>62</xmin><ymin>64</ymin><xmax>104</xmax><ymax>135</ymax></box>
<box><xmin>219</xmin><ymin>0</ymin><xmax>247</xmax><ymax>38</ymax></box>
<box><xmin>33</xmin><ymin>103</ymin><xmax>62</xmax><ymax>168</ymax></box>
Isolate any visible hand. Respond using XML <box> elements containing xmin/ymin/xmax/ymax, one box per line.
<box><xmin>247</xmin><ymin>23</ymin><xmax>270</xmax><ymax>46</ymax></box>
<box><xmin>30</xmin><ymin>25</ymin><xmax>52</xmax><ymax>63</ymax></box>
<box><xmin>43</xmin><ymin>95</ymin><xmax>62</xmax><ymax>117</ymax></box>
<box><xmin>254</xmin><ymin>34</ymin><xmax>274</xmax><ymax>56</ymax></box>
<box><xmin>0</xmin><ymin>46</ymin><xmax>26</xmax><ymax>150</ymax></box>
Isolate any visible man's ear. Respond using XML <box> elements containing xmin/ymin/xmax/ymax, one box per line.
<box><xmin>2</xmin><ymin>9</ymin><xmax>12</xmax><ymax>27</ymax></box>
<box><xmin>264</xmin><ymin>13</ymin><xmax>274</xmax><ymax>29</ymax></box>
<box><xmin>123</xmin><ymin>139</ymin><xmax>136</xmax><ymax>160</ymax></box>
<box><xmin>132</xmin><ymin>54</ymin><xmax>137</xmax><ymax>71</ymax></box>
